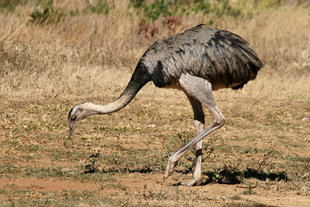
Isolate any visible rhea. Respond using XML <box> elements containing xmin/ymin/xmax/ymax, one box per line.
<box><xmin>67</xmin><ymin>24</ymin><xmax>263</xmax><ymax>186</ymax></box>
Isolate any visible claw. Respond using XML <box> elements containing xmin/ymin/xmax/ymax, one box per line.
<box><xmin>64</xmin><ymin>139</ymin><xmax>74</xmax><ymax>148</ymax></box>
<box><xmin>162</xmin><ymin>176</ymin><xmax>167</xmax><ymax>184</ymax></box>
<box><xmin>163</xmin><ymin>159</ymin><xmax>178</xmax><ymax>183</ymax></box>
<box><xmin>180</xmin><ymin>178</ymin><xmax>201</xmax><ymax>186</ymax></box>
<box><xmin>64</xmin><ymin>140</ymin><xmax>70</xmax><ymax>148</ymax></box>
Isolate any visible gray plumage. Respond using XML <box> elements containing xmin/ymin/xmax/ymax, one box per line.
<box><xmin>141</xmin><ymin>24</ymin><xmax>263</xmax><ymax>89</ymax></box>
<box><xmin>67</xmin><ymin>24</ymin><xmax>263</xmax><ymax>186</ymax></box>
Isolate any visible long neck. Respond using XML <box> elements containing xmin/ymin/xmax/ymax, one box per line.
<box><xmin>88</xmin><ymin>65</ymin><xmax>151</xmax><ymax>115</ymax></box>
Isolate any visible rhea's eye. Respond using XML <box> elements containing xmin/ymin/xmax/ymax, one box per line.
<box><xmin>71</xmin><ymin>116</ymin><xmax>76</xmax><ymax>121</ymax></box>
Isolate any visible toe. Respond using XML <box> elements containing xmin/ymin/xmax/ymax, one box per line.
<box><xmin>163</xmin><ymin>160</ymin><xmax>178</xmax><ymax>182</ymax></box>
<box><xmin>180</xmin><ymin>178</ymin><xmax>201</xmax><ymax>186</ymax></box>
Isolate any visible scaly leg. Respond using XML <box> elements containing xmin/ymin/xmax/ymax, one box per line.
<box><xmin>180</xmin><ymin>96</ymin><xmax>205</xmax><ymax>186</ymax></box>
<box><xmin>163</xmin><ymin>74</ymin><xmax>225</xmax><ymax>185</ymax></box>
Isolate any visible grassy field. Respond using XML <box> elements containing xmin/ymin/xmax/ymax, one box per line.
<box><xmin>0</xmin><ymin>0</ymin><xmax>310</xmax><ymax>206</ymax></box>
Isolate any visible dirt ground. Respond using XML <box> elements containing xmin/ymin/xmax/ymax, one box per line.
<box><xmin>0</xmin><ymin>81</ymin><xmax>309</xmax><ymax>206</ymax></box>
<box><xmin>1</xmin><ymin>175</ymin><xmax>310</xmax><ymax>207</ymax></box>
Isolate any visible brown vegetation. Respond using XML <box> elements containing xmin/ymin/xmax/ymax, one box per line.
<box><xmin>0</xmin><ymin>0</ymin><xmax>309</xmax><ymax>206</ymax></box>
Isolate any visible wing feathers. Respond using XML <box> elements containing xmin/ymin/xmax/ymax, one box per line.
<box><xmin>141</xmin><ymin>25</ymin><xmax>263</xmax><ymax>88</ymax></box>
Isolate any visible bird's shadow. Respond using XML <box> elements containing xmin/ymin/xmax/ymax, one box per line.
<box><xmin>84</xmin><ymin>166</ymin><xmax>287</xmax><ymax>186</ymax></box>
<box><xmin>82</xmin><ymin>152</ymin><xmax>288</xmax><ymax>186</ymax></box>
<box><xmin>174</xmin><ymin>167</ymin><xmax>288</xmax><ymax>186</ymax></box>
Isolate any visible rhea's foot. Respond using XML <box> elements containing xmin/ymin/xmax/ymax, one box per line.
<box><xmin>163</xmin><ymin>160</ymin><xmax>178</xmax><ymax>183</ymax></box>
<box><xmin>180</xmin><ymin>177</ymin><xmax>202</xmax><ymax>186</ymax></box>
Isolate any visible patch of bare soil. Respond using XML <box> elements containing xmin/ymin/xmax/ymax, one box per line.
<box><xmin>0</xmin><ymin>178</ymin><xmax>99</xmax><ymax>191</ymax></box>
<box><xmin>120</xmin><ymin>173</ymin><xmax>310</xmax><ymax>207</ymax></box>
<box><xmin>2</xmin><ymin>173</ymin><xmax>309</xmax><ymax>207</ymax></box>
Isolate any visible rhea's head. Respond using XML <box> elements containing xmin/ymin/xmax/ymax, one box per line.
<box><xmin>67</xmin><ymin>102</ymin><xmax>95</xmax><ymax>141</ymax></box>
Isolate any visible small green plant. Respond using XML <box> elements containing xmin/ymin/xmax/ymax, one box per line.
<box><xmin>129</xmin><ymin>0</ymin><xmax>145</xmax><ymax>8</ymax></box>
<box><xmin>129</xmin><ymin>0</ymin><xmax>242</xmax><ymax>22</ymax></box>
<box><xmin>0</xmin><ymin>0</ymin><xmax>16</xmax><ymax>12</ymax></box>
<box><xmin>83</xmin><ymin>0</ymin><xmax>112</xmax><ymax>15</ymax></box>
<box><xmin>103</xmin><ymin>183</ymin><xmax>127</xmax><ymax>191</ymax></box>
<box><xmin>0</xmin><ymin>0</ymin><xmax>27</xmax><ymax>13</ymax></box>
<box><xmin>141</xmin><ymin>0</ymin><xmax>173</xmax><ymax>21</ymax></box>
<box><xmin>214</xmin><ymin>0</ymin><xmax>241</xmax><ymax>17</ymax></box>
<box><xmin>70</xmin><ymin>8</ymin><xmax>79</xmax><ymax>17</ymax></box>
<box><xmin>29</xmin><ymin>0</ymin><xmax>66</xmax><ymax>25</ymax></box>
<box><xmin>241</xmin><ymin>188</ymin><xmax>257</xmax><ymax>195</ymax></box>
<box><xmin>230</xmin><ymin>195</ymin><xmax>242</xmax><ymax>200</ymax></box>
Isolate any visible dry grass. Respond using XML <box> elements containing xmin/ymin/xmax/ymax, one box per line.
<box><xmin>0</xmin><ymin>1</ymin><xmax>309</xmax><ymax>100</ymax></box>
<box><xmin>0</xmin><ymin>1</ymin><xmax>310</xmax><ymax>206</ymax></box>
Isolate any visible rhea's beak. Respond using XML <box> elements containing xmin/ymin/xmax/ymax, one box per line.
<box><xmin>68</xmin><ymin>126</ymin><xmax>74</xmax><ymax>140</ymax></box>
<box><xmin>64</xmin><ymin>124</ymin><xmax>76</xmax><ymax>148</ymax></box>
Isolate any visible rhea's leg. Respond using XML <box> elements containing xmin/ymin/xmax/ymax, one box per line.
<box><xmin>181</xmin><ymin>96</ymin><xmax>205</xmax><ymax>186</ymax></box>
<box><xmin>163</xmin><ymin>74</ymin><xmax>225</xmax><ymax>185</ymax></box>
